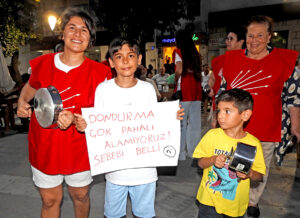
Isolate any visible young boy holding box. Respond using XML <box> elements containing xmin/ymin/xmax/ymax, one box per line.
<box><xmin>193</xmin><ymin>88</ymin><xmax>266</xmax><ymax>218</ymax></box>
<box><xmin>75</xmin><ymin>37</ymin><xmax>183</xmax><ymax>218</ymax></box>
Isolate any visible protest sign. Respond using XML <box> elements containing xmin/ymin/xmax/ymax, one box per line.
<box><xmin>81</xmin><ymin>101</ymin><xmax>180</xmax><ymax>176</ymax></box>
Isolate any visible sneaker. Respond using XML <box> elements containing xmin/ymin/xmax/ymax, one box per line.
<box><xmin>247</xmin><ymin>205</ymin><xmax>260</xmax><ymax>217</ymax></box>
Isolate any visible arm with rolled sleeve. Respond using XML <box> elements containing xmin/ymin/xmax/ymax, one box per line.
<box><xmin>283</xmin><ymin>70</ymin><xmax>300</xmax><ymax>142</ymax></box>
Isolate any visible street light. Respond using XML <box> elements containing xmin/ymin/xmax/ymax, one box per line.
<box><xmin>48</xmin><ymin>15</ymin><xmax>57</xmax><ymax>31</ymax></box>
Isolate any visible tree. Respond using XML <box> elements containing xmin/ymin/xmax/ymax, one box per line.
<box><xmin>93</xmin><ymin>0</ymin><xmax>194</xmax><ymax>64</ymax></box>
<box><xmin>0</xmin><ymin>0</ymin><xmax>38</xmax><ymax>86</ymax></box>
<box><xmin>97</xmin><ymin>1</ymin><xmax>190</xmax><ymax>36</ymax></box>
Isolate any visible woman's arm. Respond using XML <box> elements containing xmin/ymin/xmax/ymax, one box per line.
<box><xmin>175</xmin><ymin>61</ymin><xmax>182</xmax><ymax>84</ymax></box>
<box><xmin>17</xmin><ymin>82</ymin><xmax>36</xmax><ymax>118</ymax></box>
<box><xmin>208</xmin><ymin>72</ymin><xmax>215</xmax><ymax>89</ymax></box>
<box><xmin>57</xmin><ymin>110</ymin><xmax>75</xmax><ymax>130</ymax></box>
<box><xmin>289</xmin><ymin>106</ymin><xmax>300</xmax><ymax>142</ymax></box>
<box><xmin>208</xmin><ymin>73</ymin><xmax>216</xmax><ymax>97</ymax></box>
<box><xmin>282</xmin><ymin>69</ymin><xmax>300</xmax><ymax>142</ymax></box>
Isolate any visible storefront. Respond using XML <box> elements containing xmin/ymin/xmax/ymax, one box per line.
<box><xmin>156</xmin><ymin>33</ymin><xmax>205</xmax><ymax>64</ymax></box>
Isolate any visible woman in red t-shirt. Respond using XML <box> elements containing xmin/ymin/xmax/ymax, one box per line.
<box><xmin>219</xmin><ymin>15</ymin><xmax>299</xmax><ymax>218</ymax></box>
<box><xmin>173</xmin><ymin>29</ymin><xmax>202</xmax><ymax>160</ymax></box>
<box><xmin>17</xmin><ymin>7</ymin><xmax>111</xmax><ymax>217</ymax></box>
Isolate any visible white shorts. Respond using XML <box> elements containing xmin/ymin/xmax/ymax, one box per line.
<box><xmin>31</xmin><ymin>166</ymin><xmax>93</xmax><ymax>189</ymax></box>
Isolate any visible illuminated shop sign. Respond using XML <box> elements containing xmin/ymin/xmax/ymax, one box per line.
<box><xmin>162</xmin><ymin>38</ymin><xmax>176</xmax><ymax>43</ymax></box>
<box><xmin>161</xmin><ymin>34</ymin><xmax>200</xmax><ymax>44</ymax></box>
<box><xmin>192</xmin><ymin>34</ymin><xmax>199</xmax><ymax>41</ymax></box>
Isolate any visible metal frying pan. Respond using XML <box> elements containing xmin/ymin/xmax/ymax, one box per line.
<box><xmin>228</xmin><ymin>142</ymin><xmax>257</xmax><ymax>174</ymax></box>
<box><xmin>34</xmin><ymin>86</ymin><xmax>63</xmax><ymax>128</ymax></box>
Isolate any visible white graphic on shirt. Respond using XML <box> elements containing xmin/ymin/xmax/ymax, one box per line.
<box><xmin>62</xmin><ymin>94</ymin><xmax>81</xmax><ymax>102</ymax></box>
<box><xmin>230</xmin><ymin>70</ymin><xmax>272</xmax><ymax>95</ymax></box>
<box><xmin>63</xmin><ymin>106</ymin><xmax>76</xmax><ymax>110</ymax></box>
<box><xmin>59</xmin><ymin>87</ymin><xmax>71</xmax><ymax>94</ymax></box>
<box><xmin>58</xmin><ymin>87</ymin><xmax>81</xmax><ymax>109</ymax></box>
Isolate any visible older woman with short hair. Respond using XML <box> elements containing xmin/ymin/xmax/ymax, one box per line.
<box><xmin>219</xmin><ymin>15</ymin><xmax>300</xmax><ymax>218</ymax></box>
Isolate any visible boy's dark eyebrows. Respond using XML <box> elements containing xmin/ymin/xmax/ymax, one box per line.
<box><xmin>112</xmin><ymin>52</ymin><xmax>121</xmax><ymax>57</ymax></box>
<box><xmin>128</xmin><ymin>47</ymin><xmax>138</xmax><ymax>53</ymax></box>
<box><xmin>113</xmin><ymin>51</ymin><xmax>136</xmax><ymax>56</ymax></box>
<box><xmin>128</xmin><ymin>51</ymin><xmax>137</xmax><ymax>55</ymax></box>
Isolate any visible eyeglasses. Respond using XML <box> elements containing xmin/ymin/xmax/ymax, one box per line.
<box><xmin>225</xmin><ymin>36</ymin><xmax>235</xmax><ymax>41</ymax></box>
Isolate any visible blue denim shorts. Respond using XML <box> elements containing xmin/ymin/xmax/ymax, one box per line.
<box><xmin>104</xmin><ymin>181</ymin><xmax>156</xmax><ymax>218</ymax></box>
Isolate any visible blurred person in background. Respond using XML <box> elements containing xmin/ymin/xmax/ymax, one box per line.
<box><xmin>136</xmin><ymin>65</ymin><xmax>161</xmax><ymax>101</ymax></box>
<box><xmin>173</xmin><ymin>29</ymin><xmax>202</xmax><ymax>160</ymax></box>
<box><xmin>201</xmin><ymin>64</ymin><xmax>212</xmax><ymax>117</ymax></box>
<box><xmin>210</xmin><ymin>25</ymin><xmax>246</xmax><ymax>98</ymax></box>
<box><xmin>209</xmin><ymin>25</ymin><xmax>246</xmax><ymax>127</ymax></box>
<box><xmin>152</xmin><ymin>65</ymin><xmax>169</xmax><ymax>94</ymax></box>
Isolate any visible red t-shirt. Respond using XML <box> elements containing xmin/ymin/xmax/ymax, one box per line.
<box><xmin>211</xmin><ymin>54</ymin><xmax>225</xmax><ymax>110</ymax></box>
<box><xmin>28</xmin><ymin>53</ymin><xmax>112</xmax><ymax>175</ymax></box>
<box><xmin>101</xmin><ymin>60</ymin><xmax>117</xmax><ymax>78</ymax></box>
<box><xmin>173</xmin><ymin>49</ymin><xmax>202</xmax><ymax>101</ymax></box>
<box><xmin>211</xmin><ymin>54</ymin><xmax>225</xmax><ymax>95</ymax></box>
<box><xmin>222</xmin><ymin>48</ymin><xmax>298</xmax><ymax>142</ymax></box>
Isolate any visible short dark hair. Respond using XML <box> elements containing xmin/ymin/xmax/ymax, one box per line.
<box><xmin>59</xmin><ymin>7</ymin><xmax>96</xmax><ymax>48</ymax></box>
<box><xmin>108</xmin><ymin>37</ymin><xmax>140</xmax><ymax>58</ymax></box>
<box><xmin>246</xmin><ymin>15</ymin><xmax>273</xmax><ymax>34</ymax></box>
<box><xmin>216</xmin><ymin>88</ymin><xmax>253</xmax><ymax>113</ymax></box>
<box><xmin>226</xmin><ymin>25</ymin><xmax>246</xmax><ymax>42</ymax></box>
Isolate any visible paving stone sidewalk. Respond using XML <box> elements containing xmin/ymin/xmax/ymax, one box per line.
<box><xmin>0</xmin><ymin>131</ymin><xmax>300</xmax><ymax>218</ymax></box>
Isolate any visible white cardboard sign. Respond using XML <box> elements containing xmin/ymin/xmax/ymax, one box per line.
<box><xmin>81</xmin><ymin>101</ymin><xmax>180</xmax><ymax>176</ymax></box>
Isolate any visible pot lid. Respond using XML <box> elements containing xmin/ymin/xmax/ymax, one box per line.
<box><xmin>34</xmin><ymin>86</ymin><xmax>62</xmax><ymax>128</ymax></box>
